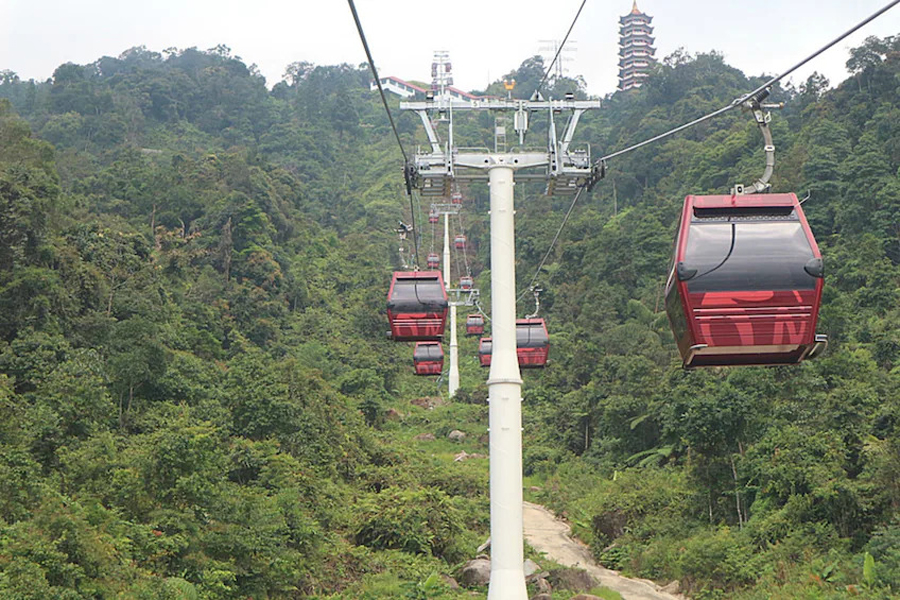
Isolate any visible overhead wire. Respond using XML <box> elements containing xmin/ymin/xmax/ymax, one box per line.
<box><xmin>514</xmin><ymin>0</ymin><xmax>586</xmax><ymax>302</ymax></box>
<box><xmin>347</xmin><ymin>0</ymin><xmax>421</xmax><ymax>268</ymax></box>
<box><xmin>517</xmin><ymin>185</ymin><xmax>586</xmax><ymax>302</ymax></box>
<box><xmin>598</xmin><ymin>0</ymin><xmax>900</xmax><ymax>163</ymax></box>
<box><xmin>352</xmin><ymin>0</ymin><xmax>900</xmax><ymax>309</ymax></box>
<box><xmin>517</xmin><ymin>0</ymin><xmax>900</xmax><ymax>299</ymax></box>
<box><xmin>534</xmin><ymin>0</ymin><xmax>588</xmax><ymax>97</ymax></box>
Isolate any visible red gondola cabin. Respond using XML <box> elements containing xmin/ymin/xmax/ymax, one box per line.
<box><xmin>665</xmin><ymin>193</ymin><xmax>827</xmax><ymax>368</ymax></box>
<box><xmin>478</xmin><ymin>337</ymin><xmax>492</xmax><ymax>367</ymax></box>
<box><xmin>477</xmin><ymin>319</ymin><xmax>550</xmax><ymax>368</ymax></box>
<box><xmin>413</xmin><ymin>342</ymin><xmax>443</xmax><ymax>375</ymax></box>
<box><xmin>387</xmin><ymin>271</ymin><xmax>449</xmax><ymax>341</ymax></box>
<box><xmin>454</xmin><ymin>235</ymin><xmax>467</xmax><ymax>251</ymax></box>
<box><xmin>427</xmin><ymin>253</ymin><xmax>440</xmax><ymax>269</ymax></box>
<box><xmin>459</xmin><ymin>276</ymin><xmax>473</xmax><ymax>290</ymax></box>
<box><xmin>466</xmin><ymin>314</ymin><xmax>485</xmax><ymax>336</ymax></box>
<box><xmin>516</xmin><ymin>318</ymin><xmax>550</xmax><ymax>368</ymax></box>
<box><xmin>429</xmin><ymin>210</ymin><xmax>439</xmax><ymax>224</ymax></box>
<box><xmin>451</xmin><ymin>192</ymin><xmax>463</xmax><ymax>205</ymax></box>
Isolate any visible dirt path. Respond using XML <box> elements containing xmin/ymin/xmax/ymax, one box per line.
<box><xmin>523</xmin><ymin>501</ymin><xmax>683</xmax><ymax>600</ymax></box>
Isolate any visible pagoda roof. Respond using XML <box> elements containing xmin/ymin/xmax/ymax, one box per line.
<box><xmin>619</xmin><ymin>33</ymin><xmax>655</xmax><ymax>43</ymax></box>
<box><xmin>620</xmin><ymin>40</ymin><xmax>656</xmax><ymax>51</ymax></box>
<box><xmin>619</xmin><ymin>56</ymin><xmax>655</xmax><ymax>67</ymax></box>
<box><xmin>619</xmin><ymin>1</ymin><xmax>652</xmax><ymax>24</ymax></box>
<box><xmin>619</xmin><ymin>47</ymin><xmax>657</xmax><ymax>57</ymax></box>
<box><xmin>620</xmin><ymin>24</ymin><xmax>654</xmax><ymax>35</ymax></box>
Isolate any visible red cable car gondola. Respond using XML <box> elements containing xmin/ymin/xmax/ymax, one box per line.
<box><xmin>478</xmin><ymin>337</ymin><xmax>492</xmax><ymax>367</ymax></box>
<box><xmin>516</xmin><ymin>318</ymin><xmax>550</xmax><ymax>368</ymax></box>
<box><xmin>454</xmin><ymin>235</ymin><xmax>466</xmax><ymax>251</ymax></box>
<box><xmin>466</xmin><ymin>314</ymin><xmax>485</xmax><ymax>336</ymax></box>
<box><xmin>451</xmin><ymin>192</ymin><xmax>462</xmax><ymax>205</ymax></box>
<box><xmin>387</xmin><ymin>271</ymin><xmax>449</xmax><ymax>341</ymax></box>
<box><xmin>477</xmin><ymin>319</ymin><xmax>550</xmax><ymax>369</ymax></box>
<box><xmin>460</xmin><ymin>276</ymin><xmax>473</xmax><ymax>290</ymax></box>
<box><xmin>413</xmin><ymin>341</ymin><xmax>443</xmax><ymax>375</ymax></box>
<box><xmin>427</xmin><ymin>253</ymin><xmax>440</xmax><ymax>269</ymax></box>
<box><xmin>665</xmin><ymin>193</ymin><xmax>827</xmax><ymax>368</ymax></box>
<box><xmin>429</xmin><ymin>210</ymin><xmax>439</xmax><ymax>224</ymax></box>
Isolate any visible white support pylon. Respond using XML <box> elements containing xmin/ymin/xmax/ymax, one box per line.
<box><xmin>444</xmin><ymin>214</ymin><xmax>459</xmax><ymax>397</ymax></box>
<box><xmin>449</xmin><ymin>305</ymin><xmax>459</xmax><ymax>396</ymax></box>
<box><xmin>486</xmin><ymin>164</ymin><xmax>527</xmax><ymax>600</ymax></box>
<box><xmin>399</xmin><ymin>93</ymin><xmax>599</xmax><ymax>600</ymax></box>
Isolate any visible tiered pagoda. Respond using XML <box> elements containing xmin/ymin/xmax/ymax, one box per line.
<box><xmin>618</xmin><ymin>1</ymin><xmax>656</xmax><ymax>91</ymax></box>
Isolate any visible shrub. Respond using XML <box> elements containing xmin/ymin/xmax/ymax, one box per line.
<box><xmin>354</xmin><ymin>488</ymin><xmax>463</xmax><ymax>560</ymax></box>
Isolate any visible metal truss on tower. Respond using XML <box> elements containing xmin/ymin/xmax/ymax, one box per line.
<box><xmin>401</xmin><ymin>94</ymin><xmax>602</xmax><ymax>198</ymax></box>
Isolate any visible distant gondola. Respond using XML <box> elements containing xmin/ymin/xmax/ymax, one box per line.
<box><xmin>413</xmin><ymin>341</ymin><xmax>444</xmax><ymax>375</ymax></box>
<box><xmin>478</xmin><ymin>337</ymin><xmax>492</xmax><ymax>367</ymax></box>
<box><xmin>459</xmin><ymin>276</ymin><xmax>474</xmax><ymax>290</ymax></box>
<box><xmin>476</xmin><ymin>319</ymin><xmax>550</xmax><ymax>369</ymax></box>
<box><xmin>387</xmin><ymin>271</ymin><xmax>449</xmax><ymax>341</ymax></box>
<box><xmin>454</xmin><ymin>235</ymin><xmax>467</xmax><ymax>251</ymax></box>
<box><xmin>516</xmin><ymin>318</ymin><xmax>550</xmax><ymax>368</ymax></box>
<box><xmin>665</xmin><ymin>193</ymin><xmax>827</xmax><ymax>368</ymax></box>
<box><xmin>466</xmin><ymin>314</ymin><xmax>485</xmax><ymax>336</ymax></box>
<box><xmin>427</xmin><ymin>253</ymin><xmax>440</xmax><ymax>269</ymax></box>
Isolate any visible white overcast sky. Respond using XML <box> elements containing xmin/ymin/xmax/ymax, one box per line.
<box><xmin>3</xmin><ymin>1</ymin><xmax>900</xmax><ymax>96</ymax></box>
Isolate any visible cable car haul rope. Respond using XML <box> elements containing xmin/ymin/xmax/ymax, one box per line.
<box><xmin>349</xmin><ymin>0</ymin><xmax>900</xmax><ymax>372</ymax></box>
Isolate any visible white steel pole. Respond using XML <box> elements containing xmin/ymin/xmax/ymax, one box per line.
<box><xmin>443</xmin><ymin>213</ymin><xmax>451</xmax><ymax>286</ymax></box>
<box><xmin>444</xmin><ymin>214</ymin><xmax>459</xmax><ymax>397</ymax></box>
<box><xmin>449</xmin><ymin>304</ymin><xmax>459</xmax><ymax>396</ymax></box>
<box><xmin>486</xmin><ymin>164</ymin><xmax>527</xmax><ymax>600</ymax></box>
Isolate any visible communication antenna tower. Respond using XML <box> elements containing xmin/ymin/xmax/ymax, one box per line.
<box><xmin>538</xmin><ymin>39</ymin><xmax>578</xmax><ymax>79</ymax></box>
<box><xmin>432</xmin><ymin>50</ymin><xmax>453</xmax><ymax>97</ymax></box>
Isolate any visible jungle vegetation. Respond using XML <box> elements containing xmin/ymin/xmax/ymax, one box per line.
<box><xmin>0</xmin><ymin>36</ymin><xmax>899</xmax><ymax>598</ymax></box>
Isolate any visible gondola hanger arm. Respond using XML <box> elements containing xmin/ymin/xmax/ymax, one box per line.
<box><xmin>731</xmin><ymin>88</ymin><xmax>782</xmax><ymax>196</ymax></box>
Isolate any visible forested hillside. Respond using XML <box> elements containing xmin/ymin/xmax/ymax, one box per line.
<box><xmin>0</xmin><ymin>37</ymin><xmax>898</xmax><ymax>599</ymax></box>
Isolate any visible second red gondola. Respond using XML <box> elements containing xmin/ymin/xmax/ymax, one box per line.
<box><xmin>387</xmin><ymin>271</ymin><xmax>449</xmax><ymax>341</ymax></box>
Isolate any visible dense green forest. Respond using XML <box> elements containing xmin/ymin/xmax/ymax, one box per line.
<box><xmin>0</xmin><ymin>36</ymin><xmax>898</xmax><ymax>599</ymax></box>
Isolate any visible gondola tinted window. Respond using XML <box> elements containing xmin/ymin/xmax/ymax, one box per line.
<box><xmin>684</xmin><ymin>221</ymin><xmax>817</xmax><ymax>293</ymax></box>
<box><xmin>388</xmin><ymin>278</ymin><xmax>448</xmax><ymax>309</ymax></box>
<box><xmin>414</xmin><ymin>342</ymin><xmax>443</xmax><ymax>361</ymax></box>
<box><xmin>516</xmin><ymin>322</ymin><xmax>549</xmax><ymax>348</ymax></box>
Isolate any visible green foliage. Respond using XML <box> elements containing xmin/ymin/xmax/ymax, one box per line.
<box><xmin>355</xmin><ymin>488</ymin><xmax>464</xmax><ymax>560</ymax></box>
<box><xmin>0</xmin><ymin>35</ymin><xmax>899</xmax><ymax>598</ymax></box>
